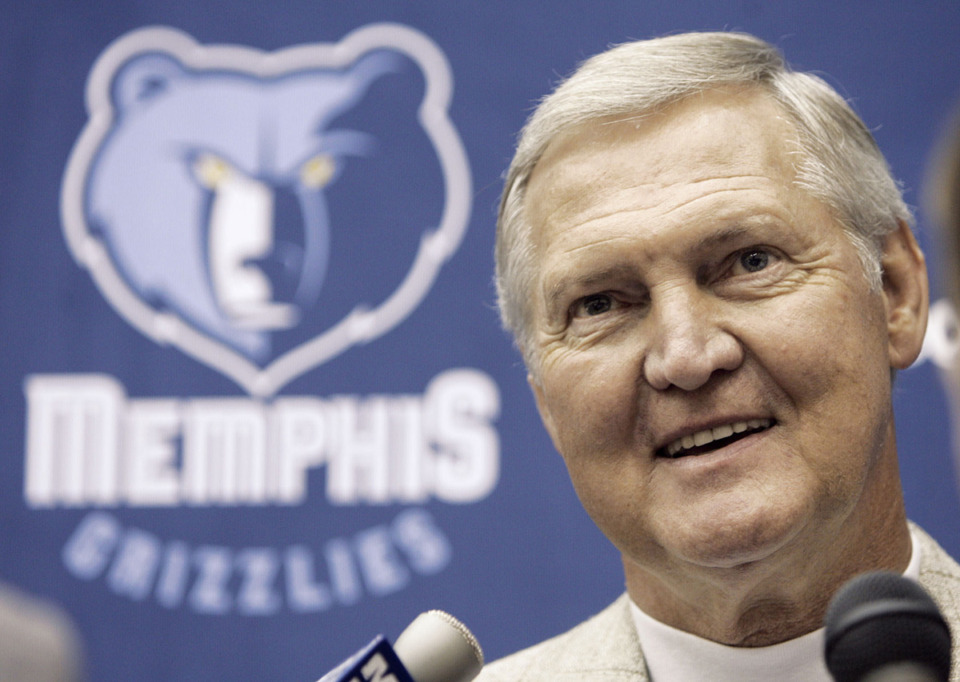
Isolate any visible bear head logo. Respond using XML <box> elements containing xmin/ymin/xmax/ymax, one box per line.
<box><xmin>61</xmin><ymin>25</ymin><xmax>471</xmax><ymax>396</ymax></box>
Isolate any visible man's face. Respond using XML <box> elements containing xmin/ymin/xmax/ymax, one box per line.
<box><xmin>524</xmin><ymin>90</ymin><xmax>919</xmax><ymax>580</ymax></box>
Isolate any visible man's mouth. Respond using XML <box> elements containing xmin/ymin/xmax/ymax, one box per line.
<box><xmin>660</xmin><ymin>419</ymin><xmax>774</xmax><ymax>458</ymax></box>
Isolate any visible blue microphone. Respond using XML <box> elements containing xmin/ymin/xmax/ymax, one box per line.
<box><xmin>317</xmin><ymin>610</ymin><xmax>484</xmax><ymax>682</ymax></box>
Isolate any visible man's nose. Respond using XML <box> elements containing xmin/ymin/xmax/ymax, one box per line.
<box><xmin>641</xmin><ymin>287</ymin><xmax>744</xmax><ymax>391</ymax></box>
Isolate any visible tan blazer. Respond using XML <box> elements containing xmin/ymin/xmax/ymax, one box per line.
<box><xmin>478</xmin><ymin>523</ymin><xmax>960</xmax><ymax>681</ymax></box>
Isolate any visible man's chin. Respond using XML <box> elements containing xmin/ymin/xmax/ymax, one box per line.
<box><xmin>657</xmin><ymin>513</ymin><xmax>806</xmax><ymax>572</ymax></box>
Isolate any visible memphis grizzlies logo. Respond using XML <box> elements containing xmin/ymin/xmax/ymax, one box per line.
<box><xmin>61</xmin><ymin>25</ymin><xmax>471</xmax><ymax>396</ymax></box>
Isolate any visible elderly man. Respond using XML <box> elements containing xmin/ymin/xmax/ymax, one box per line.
<box><xmin>480</xmin><ymin>32</ymin><xmax>960</xmax><ymax>681</ymax></box>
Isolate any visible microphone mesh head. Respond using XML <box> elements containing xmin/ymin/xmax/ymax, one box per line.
<box><xmin>424</xmin><ymin>610</ymin><xmax>484</xmax><ymax>666</ymax></box>
<box><xmin>824</xmin><ymin>571</ymin><xmax>952</xmax><ymax>682</ymax></box>
<box><xmin>393</xmin><ymin>609</ymin><xmax>484</xmax><ymax>682</ymax></box>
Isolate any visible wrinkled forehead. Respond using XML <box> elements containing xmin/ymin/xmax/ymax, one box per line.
<box><xmin>525</xmin><ymin>89</ymin><xmax>804</xmax><ymax>235</ymax></box>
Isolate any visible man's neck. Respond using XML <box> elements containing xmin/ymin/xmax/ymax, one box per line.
<box><xmin>627</xmin><ymin>527</ymin><xmax>922</xmax><ymax>682</ymax></box>
<box><xmin>622</xmin><ymin>501</ymin><xmax>912</xmax><ymax>646</ymax></box>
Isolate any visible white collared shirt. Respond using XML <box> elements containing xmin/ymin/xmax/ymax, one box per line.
<box><xmin>630</xmin><ymin>528</ymin><xmax>922</xmax><ymax>682</ymax></box>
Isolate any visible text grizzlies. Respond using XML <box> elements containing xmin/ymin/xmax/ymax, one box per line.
<box><xmin>25</xmin><ymin>369</ymin><xmax>500</xmax><ymax>507</ymax></box>
<box><xmin>62</xmin><ymin>509</ymin><xmax>451</xmax><ymax>614</ymax></box>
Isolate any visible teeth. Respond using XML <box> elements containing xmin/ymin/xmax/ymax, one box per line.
<box><xmin>664</xmin><ymin>419</ymin><xmax>771</xmax><ymax>457</ymax></box>
<box><xmin>713</xmin><ymin>424</ymin><xmax>734</xmax><ymax>439</ymax></box>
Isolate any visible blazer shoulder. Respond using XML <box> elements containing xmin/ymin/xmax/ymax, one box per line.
<box><xmin>913</xmin><ymin>522</ymin><xmax>960</xmax><ymax>611</ymax></box>
<box><xmin>477</xmin><ymin>594</ymin><xmax>647</xmax><ymax>681</ymax></box>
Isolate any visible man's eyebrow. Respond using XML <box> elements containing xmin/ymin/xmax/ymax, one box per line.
<box><xmin>544</xmin><ymin>264</ymin><xmax>640</xmax><ymax>315</ymax></box>
<box><xmin>541</xmin><ymin>224</ymin><xmax>767</xmax><ymax>315</ymax></box>
<box><xmin>692</xmin><ymin>224</ymin><xmax>755</xmax><ymax>252</ymax></box>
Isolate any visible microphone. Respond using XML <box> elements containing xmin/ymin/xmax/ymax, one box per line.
<box><xmin>316</xmin><ymin>610</ymin><xmax>484</xmax><ymax>682</ymax></box>
<box><xmin>824</xmin><ymin>571</ymin><xmax>952</xmax><ymax>682</ymax></box>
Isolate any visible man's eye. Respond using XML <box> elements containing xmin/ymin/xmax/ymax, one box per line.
<box><xmin>578</xmin><ymin>294</ymin><xmax>613</xmax><ymax>316</ymax></box>
<box><xmin>738</xmin><ymin>249</ymin><xmax>770</xmax><ymax>273</ymax></box>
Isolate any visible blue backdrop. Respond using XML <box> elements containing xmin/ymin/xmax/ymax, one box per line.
<box><xmin>3</xmin><ymin>2</ymin><xmax>960</xmax><ymax>681</ymax></box>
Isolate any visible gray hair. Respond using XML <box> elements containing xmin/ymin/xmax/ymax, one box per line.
<box><xmin>496</xmin><ymin>31</ymin><xmax>911</xmax><ymax>367</ymax></box>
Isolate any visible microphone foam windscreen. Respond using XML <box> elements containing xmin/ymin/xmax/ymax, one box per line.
<box><xmin>824</xmin><ymin>571</ymin><xmax>952</xmax><ymax>682</ymax></box>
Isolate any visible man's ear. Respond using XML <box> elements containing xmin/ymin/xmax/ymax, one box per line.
<box><xmin>528</xmin><ymin>372</ymin><xmax>560</xmax><ymax>449</ymax></box>
<box><xmin>882</xmin><ymin>219</ymin><xmax>929</xmax><ymax>369</ymax></box>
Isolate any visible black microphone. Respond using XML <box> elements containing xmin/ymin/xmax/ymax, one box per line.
<box><xmin>824</xmin><ymin>571</ymin><xmax>952</xmax><ymax>682</ymax></box>
<box><xmin>316</xmin><ymin>610</ymin><xmax>484</xmax><ymax>682</ymax></box>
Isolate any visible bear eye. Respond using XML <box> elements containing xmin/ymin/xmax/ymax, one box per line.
<box><xmin>193</xmin><ymin>153</ymin><xmax>231</xmax><ymax>189</ymax></box>
<box><xmin>301</xmin><ymin>154</ymin><xmax>336</xmax><ymax>189</ymax></box>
